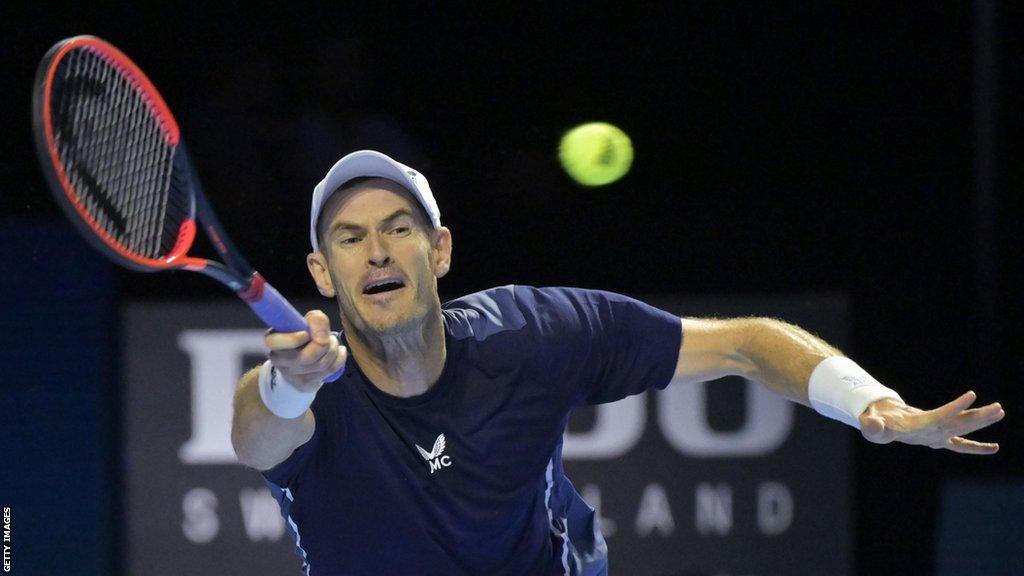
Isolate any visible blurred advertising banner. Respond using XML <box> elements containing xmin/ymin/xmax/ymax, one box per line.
<box><xmin>123</xmin><ymin>294</ymin><xmax>850</xmax><ymax>576</ymax></box>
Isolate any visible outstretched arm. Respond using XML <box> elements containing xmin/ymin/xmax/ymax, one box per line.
<box><xmin>232</xmin><ymin>310</ymin><xmax>347</xmax><ymax>470</ymax></box>
<box><xmin>671</xmin><ymin>317</ymin><xmax>1004</xmax><ymax>454</ymax></box>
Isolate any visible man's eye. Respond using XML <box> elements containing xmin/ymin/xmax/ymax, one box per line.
<box><xmin>391</xmin><ymin>226</ymin><xmax>410</xmax><ymax>235</ymax></box>
<box><xmin>339</xmin><ymin>237</ymin><xmax>360</xmax><ymax>245</ymax></box>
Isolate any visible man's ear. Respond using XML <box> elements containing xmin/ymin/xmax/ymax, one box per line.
<box><xmin>431</xmin><ymin>227</ymin><xmax>452</xmax><ymax>278</ymax></box>
<box><xmin>307</xmin><ymin>252</ymin><xmax>336</xmax><ymax>297</ymax></box>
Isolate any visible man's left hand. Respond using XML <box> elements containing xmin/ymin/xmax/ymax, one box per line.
<box><xmin>859</xmin><ymin>391</ymin><xmax>1004</xmax><ymax>454</ymax></box>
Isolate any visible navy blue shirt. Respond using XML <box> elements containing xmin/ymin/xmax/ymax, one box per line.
<box><xmin>262</xmin><ymin>285</ymin><xmax>682</xmax><ymax>576</ymax></box>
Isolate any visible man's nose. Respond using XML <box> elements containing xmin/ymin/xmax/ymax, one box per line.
<box><xmin>367</xmin><ymin>234</ymin><xmax>391</xmax><ymax>267</ymax></box>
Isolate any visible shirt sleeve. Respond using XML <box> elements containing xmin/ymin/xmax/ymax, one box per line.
<box><xmin>514</xmin><ymin>286</ymin><xmax>682</xmax><ymax>406</ymax></box>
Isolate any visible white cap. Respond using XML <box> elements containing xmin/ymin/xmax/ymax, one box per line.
<box><xmin>309</xmin><ymin>150</ymin><xmax>441</xmax><ymax>252</ymax></box>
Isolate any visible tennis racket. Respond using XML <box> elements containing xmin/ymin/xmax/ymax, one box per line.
<box><xmin>32</xmin><ymin>35</ymin><xmax>342</xmax><ymax>381</ymax></box>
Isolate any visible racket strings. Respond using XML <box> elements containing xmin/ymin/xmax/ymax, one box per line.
<box><xmin>51</xmin><ymin>47</ymin><xmax>190</xmax><ymax>260</ymax></box>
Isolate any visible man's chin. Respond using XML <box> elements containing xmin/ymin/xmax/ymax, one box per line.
<box><xmin>340</xmin><ymin>291</ymin><xmax>431</xmax><ymax>338</ymax></box>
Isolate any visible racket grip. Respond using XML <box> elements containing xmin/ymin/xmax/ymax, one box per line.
<box><xmin>242</xmin><ymin>274</ymin><xmax>344</xmax><ymax>383</ymax></box>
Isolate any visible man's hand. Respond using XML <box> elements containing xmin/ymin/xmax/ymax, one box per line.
<box><xmin>266</xmin><ymin>310</ymin><xmax>347</xmax><ymax>390</ymax></box>
<box><xmin>859</xmin><ymin>391</ymin><xmax>1005</xmax><ymax>454</ymax></box>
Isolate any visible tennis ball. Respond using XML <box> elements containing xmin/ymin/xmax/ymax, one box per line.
<box><xmin>558</xmin><ymin>122</ymin><xmax>633</xmax><ymax>186</ymax></box>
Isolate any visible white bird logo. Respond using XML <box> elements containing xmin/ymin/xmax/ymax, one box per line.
<box><xmin>416</xmin><ymin>434</ymin><xmax>446</xmax><ymax>461</ymax></box>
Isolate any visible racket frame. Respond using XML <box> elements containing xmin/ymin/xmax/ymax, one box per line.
<box><xmin>30</xmin><ymin>34</ymin><xmax>348</xmax><ymax>381</ymax></box>
<box><xmin>30</xmin><ymin>35</ymin><xmax>325</xmax><ymax>343</ymax></box>
<box><xmin>31</xmin><ymin>35</ymin><xmax>262</xmax><ymax>289</ymax></box>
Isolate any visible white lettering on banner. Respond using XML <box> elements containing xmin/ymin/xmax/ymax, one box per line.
<box><xmin>659</xmin><ymin>379</ymin><xmax>793</xmax><ymax>457</ymax></box>
<box><xmin>182</xmin><ymin>488</ymin><xmax>220</xmax><ymax>544</ymax></box>
<box><xmin>756</xmin><ymin>481</ymin><xmax>793</xmax><ymax>535</ymax></box>
<box><xmin>635</xmin><ymin>483</ymin><xmax>675</xmax><ymax>537</ymax></box>
<box><xmin>581</xmin><ymin>484</ymin><xmax>617</xmax><ymax>537</ymax></box>
<box><xmin>695</xmin><ymin>483</ymin><xmax>733</xmax><ymax>535</ymax></box>
<box><xmin>563</xmin><ymin>395</ymin><xmax>646</xmax><ymax>459</ymax></box>
<box><xmin>189</xmin><ymin>482</ymin><xmax>793</xmax><ymax>544</ymax></box>
<box><xmin>563</xmin><ymin>380</ymin><xmax>794</xmax><ymax>460</ymax></box>
<box><xmin>178</xmin><ymin>330</ymin><xmax>267</xmax><ymax>464</ymax></box>
<box><xmin>579</xmin><ymin>481</ymin><xmax>792</xmax><ymax>539</ymax></box>
<box><xmin>239</xmin><ymin>487</ymin><xmax>286</xmax><ymax>541</ymax></box>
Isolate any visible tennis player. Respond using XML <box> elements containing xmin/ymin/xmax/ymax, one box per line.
<box><xmin>231</xmin><ymin>150</ymin><xmax>1004</xmax><ymax>576</ymax></box>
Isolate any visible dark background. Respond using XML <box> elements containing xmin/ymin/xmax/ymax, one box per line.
<box><xmin>2</xmin><ymin>2</ymin><xmax>1020</xmax><ymax>575</ymax></box>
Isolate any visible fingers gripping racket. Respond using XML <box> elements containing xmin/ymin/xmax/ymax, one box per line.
<box><xmin>32</xmin><ymin>35</ymin><xmax>342</xmax><ymax>381</ymax></box>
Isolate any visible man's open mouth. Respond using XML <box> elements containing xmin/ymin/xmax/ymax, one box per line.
<box><xmin>362</xmin><ymin>279</ymin><xmax>406</xmax><ymax>295</ymax></box>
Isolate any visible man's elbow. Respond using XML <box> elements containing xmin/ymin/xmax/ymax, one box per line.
<box><xmin>232</xmin><ymin>434</ymin><xmax>279</xmax><ymax>471</ymax></box>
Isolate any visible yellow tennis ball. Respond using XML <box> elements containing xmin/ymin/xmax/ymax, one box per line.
<box><xmin>558</xmin><ymin>122</ymin><xmax>634</xmax><ymax>186</ymax></box>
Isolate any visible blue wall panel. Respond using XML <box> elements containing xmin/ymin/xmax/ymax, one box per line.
<box><xmin>0</xmin><ymin>219</ymin><xmax>117</xmax><ymax>576</ymax></box>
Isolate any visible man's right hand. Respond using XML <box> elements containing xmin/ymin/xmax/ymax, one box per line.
<box><xmin>265</xmin><ymin>310</ymin><xmax>348</xmax><ymax>390</ymax></box>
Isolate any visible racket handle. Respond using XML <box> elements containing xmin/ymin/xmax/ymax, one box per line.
<box><xmin>241</xmin><ymin>273</ymin><xmax>344</xmax><ymax>383</ymax></box>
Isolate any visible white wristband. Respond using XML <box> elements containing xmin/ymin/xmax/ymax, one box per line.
<box><xmin>807</xmin><ymin>356</ymin><xmax>903</xmax><ymax>429</ymax></box>
<box><xmin>257</xmin><ymin>360</ymin><xmax>322</xmax><ymax>419</ymax></box>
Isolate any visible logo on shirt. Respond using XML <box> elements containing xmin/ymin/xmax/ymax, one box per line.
<box><xmin>415</xmin><ymin>434</ymin><xmax>452</xmax><ymax>474</ymax></box>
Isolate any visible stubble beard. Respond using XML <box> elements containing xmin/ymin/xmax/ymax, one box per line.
<box><xmin>338</xmin><ymin>278</ymin><xmax>434</xmax><ymax>342</ymax></box>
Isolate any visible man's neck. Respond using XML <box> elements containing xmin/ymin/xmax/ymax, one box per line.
<box><xmin>344</xmin><ymin>311</ymin><xmax>446</xmax><ymax>398</ymax></box>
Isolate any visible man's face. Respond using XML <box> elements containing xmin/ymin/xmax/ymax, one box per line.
<box><xmin>307</xmin><ymin>178</ymin><xmax>451</xmax><ymax>338</ymax></box>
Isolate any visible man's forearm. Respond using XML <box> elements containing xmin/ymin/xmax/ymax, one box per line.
<box><xmin>231</xmin><ymin>365</ymin><xmax>315</xmax><ymax>470</ymax></box>
<box><xmin>739</xmin><ymin>318</ymin><xmax>842</xmax><ymax>406</ymax></box>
